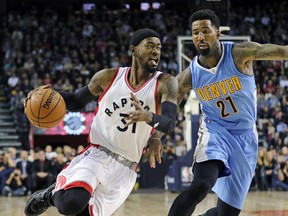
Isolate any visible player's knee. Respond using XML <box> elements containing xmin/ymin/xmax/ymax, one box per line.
<box><xmin>190</xmin><ymin>178</ymin><xmax>213</xmax><ymax>197</ymax></box>
<box><xmin>217</xmin><ymin>199</ymin><xmax>241</xmax><ymax>216</ymax></box>
<box><xmin>57</xmin><ymin>199</ymin><xmax>86</xmax><ymax>215</ymax></box>
<box><xmin>55</xmin><ymin>188</ymin><xmax>90</xmax><ymax>215</ymax></box>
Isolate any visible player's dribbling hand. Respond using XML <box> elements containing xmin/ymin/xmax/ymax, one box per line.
<box><xmin>148</xmin><ymin>139</ymin><xmax>163</xmax><ymax>168</ymax></box>
<box><xmin>24</xmin><ymin>84</ymin><xmax>51</xmax><ymax>114</ymax></box>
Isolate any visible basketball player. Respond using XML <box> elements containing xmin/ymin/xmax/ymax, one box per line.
<box><xmin>24</xmin><ymin>28</ymin><xmax>178</xmax><ymax>216</ymax></box>
<box><xmin>167</xmin><ymin>9</ymin><xmax>288</xmax><ymax>216</ymax></box>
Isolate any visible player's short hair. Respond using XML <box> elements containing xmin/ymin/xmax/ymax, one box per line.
<box><xmin>189</xmin><ymin>9</ymin><xmax>220</xmax><ymax>29</ymax></box>
<box><xmin>130</xmin><ymin>28</ymin><xmax>160</xmax><ymax>46</ymax></box>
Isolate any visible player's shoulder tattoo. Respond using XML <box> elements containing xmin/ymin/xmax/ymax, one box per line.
<box><xmin>234</xmin><ymin>41</ymin><xmax>260</xmax><ymax>50</ymax></box>
<box><xmin>158</xmin><ymin>73</ymin><xmax>178</xmax><ymax>98</ymax></box>
<box><xmin>233</xmin><ymin>41</ymin><xmax>262</xmax><ymax>60</ymax></box>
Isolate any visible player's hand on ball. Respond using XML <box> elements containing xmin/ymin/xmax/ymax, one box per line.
<box><xmin>24</xmin><ymin>84</ymin><xmax>51</xmax><ymax>114</ymax></box>
<box><xmin>148</xmin><ymin>139</ymin><xmax>163</xmax><ymax>168</ymax></box>
<box><xmin>25</xmin><ymin>88</ymin><xmax>66</xmax><ymax>128</ymax></box>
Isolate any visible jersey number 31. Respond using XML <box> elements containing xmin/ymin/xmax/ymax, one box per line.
<box><xmin>117</xmin><ymin>113</ymin><xmax>137</xmax><ymax>133</ymax></box>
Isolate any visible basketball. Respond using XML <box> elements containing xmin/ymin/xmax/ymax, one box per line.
<box><xmin>25</xmin><ymin>88</ymin><xmax>66</xmax><ymax>129</ymax></box>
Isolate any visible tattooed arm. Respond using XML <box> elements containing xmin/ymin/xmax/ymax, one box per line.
<box><xmin>232</xmin><ymin>42</ymin><xmax>288</xmax><ymax>75</ymax></box>
<box><xmin>177</xmin><ymin>67</ymin><xmax>193</xmax><ymax>105</ymax></box>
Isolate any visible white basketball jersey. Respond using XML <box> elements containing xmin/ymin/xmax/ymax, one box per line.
<box><xmin>89</xmin><ymin>67</ymin><xmax>162</xmax><ymax>163</ymax></box>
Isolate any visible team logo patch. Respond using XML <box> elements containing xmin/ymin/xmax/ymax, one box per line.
<box><xmin>55</xmin><ymin>175</ymin><xmax>66</xmax><ymax>191</ymax></box>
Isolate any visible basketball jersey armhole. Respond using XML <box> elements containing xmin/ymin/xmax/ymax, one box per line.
<box><xmin>98</xmin><ymin>68</ymin><xmax>120</xmax><ymax>102</ymax></box>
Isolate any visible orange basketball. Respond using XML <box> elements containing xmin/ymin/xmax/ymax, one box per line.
<box><xmin>25</xmin><ymin>88</ymin><xmax>66</xmax><ymax>129</ymax></box>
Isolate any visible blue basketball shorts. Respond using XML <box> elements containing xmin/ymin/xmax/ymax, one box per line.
<box><xmin>193</xmin><ymin>119</ymin><xmax>258</xmax><ymax>209</ymax></box>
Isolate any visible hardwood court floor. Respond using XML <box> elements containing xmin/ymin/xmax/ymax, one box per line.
<box><xmin>1</xmin><ymin>190</ymin><xmax>287</xmax><ymax>216</ymax></box>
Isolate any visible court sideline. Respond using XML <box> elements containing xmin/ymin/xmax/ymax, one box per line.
<box><xmin>1</xmin><ymin>190</ymin><xmax>287</xmax><ymax>216</ymax></box>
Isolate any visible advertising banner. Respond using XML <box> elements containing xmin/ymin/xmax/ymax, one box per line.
<box><xmin>31</xmin><ymin>112</ymin><xmax>94</xmax><ymax>135</ymax></box>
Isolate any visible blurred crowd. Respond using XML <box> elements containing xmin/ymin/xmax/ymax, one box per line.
<box><xmin>0</xmin><ymin>145</ymin><xmax>83</xmax><ymax>196</ymax></box>
<box><xmin>0</xmin><ymin>1</ymin><xmax>288</xmax><ymax>194</ymax></box>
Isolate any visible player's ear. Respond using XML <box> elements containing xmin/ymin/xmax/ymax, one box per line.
<box><xmin>130</xmin><ymin>45</ymin><xmax>137</xmax><ymax>56</ymax></box>
<box><xmin>216</xmin><ymin>29</ymin><xmax>221</xmax><ymax>39</ymax></box>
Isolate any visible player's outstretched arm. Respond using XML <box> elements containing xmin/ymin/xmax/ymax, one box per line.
<box><xmin>176</xmin><ymin>67</ymin><xmax>192</xmax><ymax>105</ymax></box>
<box><xmin>234</xmin><ymin>41</ymin><xmax>288</xmax><ymax>62</ymax></box>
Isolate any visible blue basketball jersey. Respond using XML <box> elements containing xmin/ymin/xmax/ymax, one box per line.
<box><xmin>190</xmin><ymin>42</ymin><xmax>259</xmax><ymax>209</ymax></box>
<box><xmin>190</xmin><ymin>42</ymin><xmax>257</xmax><ymax>130</ymax></box>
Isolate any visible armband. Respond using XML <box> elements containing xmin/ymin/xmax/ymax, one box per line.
<box><xmin>147</xmin><ymin>101</ymin><xmax>177</xmax><ymax>134</ymax></box>
<box><xmin>58</xmin><ymin>86</ymin><xmax>98</xmax><ymax>111</ymax></box>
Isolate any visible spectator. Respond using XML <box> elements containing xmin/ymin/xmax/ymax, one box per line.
<box><xmin>23</xmin><ymin>58</ymin><xmax>35</xmax><ymax>71</ymax></box>
<box><xmin>42</xmin><ymin>73</ymin><xmax>52</xmax><ymax>85</ymax></box>
<box><xmin>174</xmin><ymin>134</ymin><xmax>186</xmax><ymax>158</ymax></box>
<box><xmin>52</xmin><ymin>79</ymin><xmax>63</xmax><ymax>92</ymax></box>
<box><xmin>264</xmin><ymin>79</ymin><xmax>277</xmax><ymax>95</ymax></box>
<box><xmin>278</xmin><ymin>159</ymin><xmax>288</xmax><ymax>185</ymax></box>
<box><xmin>16</xmin><ymin>150</ymin><xmax>33</xmax><ymax>194</ymax></box>
<box><xmin>255</xmin><ymin>147</ymin><xmax>265</xmax><ymax>190</ymax></box>
<box><xmin>276</xmin><ymin>121</ymin><xmax>288</xmax><ymax>134</ymax></box>
<box><xmin>2</xmin><ymin>168</ymin><xmax>27</xmax><ymax>196</ymax></box>
<box><xmin>45</xmin><ymin>145</ymin><xmax>55</xmax><ymax>160</ymax></box>
<box><xmin>7</xmin><ymin>71</ymin><xmax>19</xmax><ymax>89</ymax></box>
<box><xmin>274</xmin><ymin>160</ymin><xmax>288</xmax><ymax>191</ymax></box>
<box><xmin>55</xmin><ymin>146</ymin><xmax>63</xmax><ymax>156</ymax></box>
<box><xmin>7</xmin><ymin>71</ymin><xmax>19</xmax><ymax>109</ymax></box>
<box><xmin>52</xmin><ymin>153</ymin><xmax>66</xmax><ymax>181</ymax></box>
<box><xmin>0</xmin><ymin>153</ymin><xmax>16</xmax><ymax>192</ymax></box>
<box><xmin>268</xmin><ymin>94</ymin><xmax>280</xmax><ymax>108</ymax></box>
<box><xmin>15</xmin><ymin>101</ymin><xmax>31</xmax><ymax>150</ymax></box>
<box><xmin>76</xmin><ymin>145</ymin><xmax>85</xmax><ymax>154</ymax></box>
<box><xmin>261</xmin><ymin>150</ymin><xmax>278</xmax><ymax>190</ymax></box>
<box><xmin>31</xmin><ymin>150</ymin><xmax>53</xmax><ymax>192</ymax></box>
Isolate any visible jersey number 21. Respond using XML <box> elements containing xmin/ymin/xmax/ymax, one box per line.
<box><xmin>216</xmin><ymin>96</ymin><xmax>238</xmax><ymax>118</ymax></box>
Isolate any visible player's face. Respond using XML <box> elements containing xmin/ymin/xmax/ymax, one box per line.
<box><xmin>137</xmin><ymin>37</ymin><xmax>162</xmax><ymax>73</ymax></box>
<box><xmin>191</xmin><ymin>20</ymin><xmax>220</xmax><ymax>56</ymax></box>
